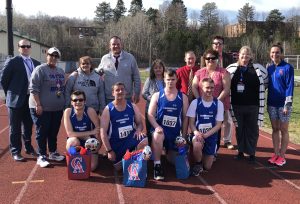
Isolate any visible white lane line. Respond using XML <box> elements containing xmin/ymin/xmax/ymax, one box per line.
<box><xmin>13</xmin><ymin>164</ymin><xmax>39</xmax><ymax>204</ymax></box>
<box><xmin>197</xmin><ymin>176</ymin><xmax>227</xmax><ymax>204</ymax></box>
<box><xmin>114</xmin><ymin>170</ymin><xmax>125</xmax><ymax>204</ymax></box>
<box><xmin>256</xmin><ymin>161</ymin><xmax>300</xmax><ymax>191</ymax></box>
<box><xmin>0</xmin><ymin>126</ymin><xmax>8</xmax><ymax>134</ymax></box>
<box><xmin>259</xmin><ymin>133</ymin><xmax>299</xmax><ymax>151</ymax></box>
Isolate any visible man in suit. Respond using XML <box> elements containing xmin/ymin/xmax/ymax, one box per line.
<box><xmin>1</xmin><ymin>39</ymin><xmax>41</xmax><ymax>161</ymax></box>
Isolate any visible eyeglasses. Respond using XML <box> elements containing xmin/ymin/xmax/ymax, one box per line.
<box><xmin>212</xmin><ymin>42</ymin><xmax>223</xmax><ymax>46</ymax></box>
<box><xmin>205</xmin><ymin>56</ymin><xmax>218</xmax><ymax>61</ymax></box>
<box><xmin>19</xmin><ymin>45</ymin><xmax>31</xmax><ymax>49</ymax></box>
<box><xmin>81</xmin><ymin>63</ymin><xmax>90</xmax><ymax>65</ymax></box>
<box><xmin>48</xmin><ymin>54</ymin><xmax>59</xmax><ymax>58</ymax></box>
<box><xmin>71</xmin><ymin>98</ymin><xmax>84</xmax><ymax>102</ymax></box>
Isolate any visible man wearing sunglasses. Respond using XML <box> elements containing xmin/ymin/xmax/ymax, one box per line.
<box><xmin>1</xmin><ymin>39</ymin><xmax>41</xmax><ymax>162</ymax></box>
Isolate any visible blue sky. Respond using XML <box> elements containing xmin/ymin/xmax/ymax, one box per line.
<box><xmin>0</xmin><ymin>0</ymin><xmax>299</xmax><ymax>21</ymax></box>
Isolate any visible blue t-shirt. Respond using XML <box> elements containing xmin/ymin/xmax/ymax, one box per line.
<box><xmin>267</xmin><ymin>60</ymin><xmax>294</xmax><ymax>107</ymax></box>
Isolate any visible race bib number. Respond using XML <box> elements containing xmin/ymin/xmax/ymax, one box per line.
<box><xmin>162</xmin><ymin>115</ymin><xmax>177</xmax><ymax>127</ymax></box>
<box><xmin>118</xmin><ymin>125</ymin><xmax>133</xmax><ymax>139</ymax></box>
<box><xmin>198</xmin><ymin>123</ymin><xmax>212</xmax><ymax>134</ymax></box>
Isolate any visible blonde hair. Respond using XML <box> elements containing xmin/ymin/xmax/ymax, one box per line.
<box><xmin>238</xmin><ymin>46</ymin><xmax>252</xmax><ymax>64</ymax></box>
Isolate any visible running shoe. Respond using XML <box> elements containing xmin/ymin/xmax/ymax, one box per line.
<box><xmin>192</xmin><ymin>164</ymin><xmax>203</xmax><ymax>176</ymax></box>
<box><xmin>275</xmin><ymin>156</ymin><xmax>286</xmax><ymax>166</ymax></box>
<box><xmin>154</xmin><ymin>164</ymin><xmax>164</xmax><ymax>180</ymax></box>
<box><xmin>268</xmin><ymin>154</ymin><xmax>278</xmax><ymax>164</ymax></box>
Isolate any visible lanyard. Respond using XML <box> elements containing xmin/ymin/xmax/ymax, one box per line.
<box><xmin>239</xmin><ymin>66</ymin><xmax>247</xmax><ymax>82</ymax></box>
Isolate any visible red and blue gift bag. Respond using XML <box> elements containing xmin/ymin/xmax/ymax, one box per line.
<box><xmin>122</xmin><ymin>150</ymin><xmax>147</xmax><ymax>187</ymax></box>
<box><xmin>66</xmin><ymin>146</ymin><xmax>91</xmax><ymax>180</ymax></box>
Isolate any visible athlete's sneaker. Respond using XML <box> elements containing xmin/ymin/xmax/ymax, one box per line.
<box><xmin>37</xmin><ymin>155</ymin><xmax>50</xmax><ymax>168</ymax></box>
<box><xmin>154</xmin><ymin>164</ymin><xmax>164</xmax><ymax>180</ymax></box>
<box><xmin>224</xmin><ymin>142</ymin><xmax>234</xmax><ymax>150</ymax></box>
<box><xmin>268</xmin><ymin>154</ymin><xmax>278</xmax><ymax>164</ymax></box>
<box><xmin>48</xmin><ymin>151</ymin><xmax>65</xmax><ymax>161</ymax></box>
<box><xmin>275</xmin><ymin>156</ymin><xmax>286</xmax><ymax>166</ymax></box>
<box><xmin>192</xmin><ymin>164</ymin><xmax>203</xmax><ymax>176</ymax></box>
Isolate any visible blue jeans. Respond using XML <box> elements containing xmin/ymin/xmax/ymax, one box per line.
<box><xmin>7</xmin><ymin>95</ymin><xmax>33</xmax><ymax>155</ymax></box>
<box><xmin>30</xmin><ymin>109</ymin><xmax>63</xmax><ymax>156</ymax></box>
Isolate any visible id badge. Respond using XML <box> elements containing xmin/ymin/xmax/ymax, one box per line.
<box><xmin>237</xmin><ymin>83</ymin><xmax>245</xmax><ymax>93</ymax></box>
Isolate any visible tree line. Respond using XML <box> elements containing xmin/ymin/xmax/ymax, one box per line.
<box><xmin>0</xmin><ymin>0</ymin><xmax>299</xmax><ymax>67</ymax></box>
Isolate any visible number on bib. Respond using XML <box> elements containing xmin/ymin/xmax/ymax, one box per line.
<box><xmin>118</xmin><ymin>125</ymin><xmax>133</xmax><ymax>139</ymax></box>
<box><xmin>162</xmin><ymin>115</ymin><xmax>177</xmax><ymax>127</ymax></box>
<box><xmin>198</xmin><ymin>123</ymin><xmax>212</xmax><ymax>134</ymax></box>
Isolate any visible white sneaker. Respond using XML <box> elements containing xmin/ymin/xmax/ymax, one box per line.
<box><xmin>37</xmin><ymin>156</ymin><xmax>50</xmax><ymax>168</ymax></box>
<box><xmin>48</xmin><ymin>152</ymin><xmax>65</xmax><ymax>161</ymax></box>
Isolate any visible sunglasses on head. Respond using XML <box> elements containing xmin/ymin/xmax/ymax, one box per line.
<box><xmin>212</xmin><ymin>42</ymin><xmax>222</xmax><ymax>45</ymax></box>
<box><xmin>19</xmin><ymin>45</ymin><xmax>31</xmax><ymax>49</ymax></box>
<box><xmin>71</xmin><ymin>98</ymin><xmax>84</xmax><ymax>102</ymax></box>
<box><xmin>205</xmin><ymin>56</ymin><xmax>218</xmax><ymax>61</ymax></box>
<box><xmin>48</xmin><ymin>54</ymin><xmax>59</xmax><ymax>58</ymax></box>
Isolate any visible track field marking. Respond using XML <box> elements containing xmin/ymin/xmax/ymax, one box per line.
<box><xmin>12</xmin><ymin>180</ymin><xmax>44</xmax><ymax>184</ymax></box>
<box><xmin>255</xmin><ymin>161</ymin><xmax>300</xmax><ymax>191</ymax></box>
<box><xmin>259</xmin><ymin>133</ymin><xmax>299</xmax><ymax>152</ymax></box>
<box><xmin>197</xmin><ymin>176</ymin><xmax>227</xmax><ymax>204</ymax></box>
<box><xmin>13</xmin><ymin>164</ymin><xmax>39</xmax><ymax>204</ymax></box>
<box><xmin>114</xmin><ymin>170</ymin><xmax>125</xmax><ymax>204</ymax></box>
<box><xmin>0</xmin><ymin>126</ymin><xmax>9</xmax><ymax>134</ymax></box>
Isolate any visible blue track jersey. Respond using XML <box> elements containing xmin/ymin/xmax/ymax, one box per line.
<box><xmin>267</xmin><ymin>60</ymin><xmax>294</xmax><ymax>107</ymax></box>
<box><xmin>195</xmin><ymin>98</ymin><xmax>218</xmax><ymax>139</ymax></box>
<box><xmin>108</xmin><ymin>101</ymin><xmax>135</xmax><ymax>142</ymax></box>
<box><xmin>70</xmin><ymin>106</ymin><xmax>94</xmax><ymax>133</ymax></box>
<box><xmin>156</xmin><ymin>90</ymin><xmax>183</xmax><ymax>149</ymax></box>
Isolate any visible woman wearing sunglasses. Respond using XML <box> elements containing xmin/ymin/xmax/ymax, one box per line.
<box><xmin>65</xmin><ymin>56</ymin><xmax>105</xmax><ymax>115</ymax></box>
<box><xmin>227</xmin><ymin>46</ymin><xmax>268</xmax><ymax>163</ymax></box>
<box><xmin>64</xmin><ymin>90</ymin><xmax>100</xmax><ymax>171</ymax></box>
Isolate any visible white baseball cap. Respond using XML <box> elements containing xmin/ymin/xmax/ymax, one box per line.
<box><xmin>47</xmin><ymin>47</ymin><xmax>61</xmax><ymax>58</ymax></box>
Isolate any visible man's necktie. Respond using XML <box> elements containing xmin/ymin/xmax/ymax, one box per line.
<box><xmin>187</xmin><ymin>68</ymin><xmax>193</xmax><ymax>102</ymax></box>
<box><xmin>25</xmin><ymin>58</ymin><xmax>33</xmax><ymax>73</ymax></box>
<box><xmin>114</xmin><ymin>56</ymin><xmax>119</xmax><ymax>69</ymax></box>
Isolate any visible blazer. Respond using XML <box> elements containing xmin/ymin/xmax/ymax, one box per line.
<box><xmin>1</xmin><ymin>56</ymin><xmax>40</xmax><ymax>108</ymax></box>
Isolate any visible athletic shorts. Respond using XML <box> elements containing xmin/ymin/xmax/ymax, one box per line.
<box><xmin>110</xmin><ymin>136</ymin><xmax>147</xmax><ymax>164</ymax></box>
<box><xmin>190</xmin><ymin>134</ymin><xmax>218</xmax><ymax>156</ymax></box>
<box><xmin>267</xmin><ymin>106</ymin><xmax>292</xmax><ymax>122</ymax></box>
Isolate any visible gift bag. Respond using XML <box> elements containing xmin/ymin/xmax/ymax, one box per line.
<box><xmin>122</xmin><ymin>150</ymin><xmax>147</xmax><ymax>187</ymax></box>
<box><xmin>66</xmin><ymin>152</ymin><xmax>91</xmax><ymax>180</ymax></box>
<box><xmin>175</xmin><ymin>153</ymin><xmax>190</xmax><ymax>179</ymax></box>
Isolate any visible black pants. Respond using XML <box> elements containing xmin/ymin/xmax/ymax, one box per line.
<box><xmin>7</xmin><ymin>95</ymin><xmax>33</xmax><ymax>155</ymax></box>
<box><xmin>232</xmin><ymin>105</ymin><xmax>259</xmax><ymax>156</ymax></box>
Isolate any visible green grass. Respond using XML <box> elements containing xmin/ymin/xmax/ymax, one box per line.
<box><xmin>140</xmin><ymin>69</ymin><xmax>149</xmax><ymax>83</ymax></box>
<box><xmin>263</xmin><ymin>87</ymin><xmax>300</xmax><ymax>144</ymax></box>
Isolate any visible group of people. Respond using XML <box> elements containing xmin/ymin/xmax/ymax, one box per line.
<box><xmin>1</xmin><ymin>35</ymin><xmax>294</xmax><ymax>180</ymax></box>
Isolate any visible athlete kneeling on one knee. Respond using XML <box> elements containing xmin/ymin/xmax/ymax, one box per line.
<box><xmin>187</xmin><ymin>78</ymin><xmax>224</xmax><ymax>176</ymax></box>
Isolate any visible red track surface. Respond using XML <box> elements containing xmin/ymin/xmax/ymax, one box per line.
<box><xmin>0</xmin><ymin>99</ymin><xmax>300</xmax><ymax>204</ymax></box>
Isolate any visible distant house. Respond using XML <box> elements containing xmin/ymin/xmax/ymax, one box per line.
<box><xmin>0</xmin><ymin>30</ymin><xmax>50</xmax><ymax>62</ymax></box>
<box><xmin>225</xmin><ymin>21</ymin><xmax>298</xmax><ymax>38</ymax></box>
